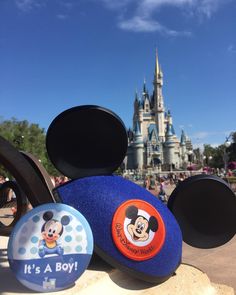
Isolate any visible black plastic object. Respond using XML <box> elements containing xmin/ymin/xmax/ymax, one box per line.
<box><xmin>0</xmin><ymin>135</ymin><xmax>54</xmax><ymax>207</ymax></box>
<box><xmin>168</xmin><ymin>174</ymin><xmax>236</xmax><ymax>249</ymax></box>
<box><xmin>0</xmin><ymin>181</ymin><xmax>28</xmax><ymax>236</ymax></box>
<box><xmin>21</xmin><ymin>151</ymin><xmax>55</xmax><ymax>202</ymax></box>
<box><xmin>46</xmin><ymin>105</ymin><xmax>128</xmax><ymax>179</ymax></box>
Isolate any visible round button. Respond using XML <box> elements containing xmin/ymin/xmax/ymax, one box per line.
<box><xmin>8</xmin><ymin>203</ymin><xmax>93</xmax><ymax>292</ymax></box>
<box><xmin>112</xmin><ymin>199</ymin><xmax>166</xmax><ymax>261</ymax></box>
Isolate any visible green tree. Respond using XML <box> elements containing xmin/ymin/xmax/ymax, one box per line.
<box><xmin>0</xmin><ymin>118</ymin><xmax>59</xmax><ymax>177</ymax></box>
<box><xmin>193</xmin><ymin>148</ymin><xmax>201</xmax><ymax>165</ymax></box>
<box><xmin>203</xmin><ymin>144</ymin><xmax>225</xmax><ymax>168</ymax></box>
<box><xmin>227</xmin><ymin>132</ymin><xmax>236</xmax><ymax>162</ymax></box>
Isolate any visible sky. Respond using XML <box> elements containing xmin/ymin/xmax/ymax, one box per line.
<box><xmin>0</xmin><ymin>0</ymin><xmax>236</xmax><ymax>149</ymax></box>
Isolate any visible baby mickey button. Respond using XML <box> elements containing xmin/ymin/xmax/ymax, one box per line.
<box><xmin>112</xmin><ymin>199</ymin><xmax>166</xmax><ymax>261</ymax></box>
<box><xmin>8</xmin><ymin>203</ymin><xmax>93</xmax><ymax>292</ymax></box>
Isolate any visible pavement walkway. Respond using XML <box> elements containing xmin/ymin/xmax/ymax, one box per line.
<box><xmin>0</xmin><ymin>233</ymin><xmax>235</xmax><ymax>294</ymax></box>
<box><xmin>182</xmin><ymin>236</ymin><xmax>236</xmax><ymax>292</ymax></box>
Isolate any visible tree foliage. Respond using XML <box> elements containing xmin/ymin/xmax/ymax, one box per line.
<box><xmin>203</xmin><ymin>132</ymin><xmax>236</xmax><ymax>169</ymax></box>
<box><xmin>227</xmin><ymin>132</ymin><xmax>236</xmax><ymax>162</ymax></box>
<box><xmin>0</xmin><ymin>118</ymin><xmax>59</xmax><ymax>177</ymax></box>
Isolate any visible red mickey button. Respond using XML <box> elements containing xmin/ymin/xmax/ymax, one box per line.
<box><xmin>112</xmin><ymin>199</ymin><xmax>166</xmax><ymax>261</ymax></box>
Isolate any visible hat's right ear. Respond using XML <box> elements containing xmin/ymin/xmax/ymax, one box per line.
<box><xmin>167</xmin><ymin>174</ymin><xmax>236</xmax><ymax>249</ymax></box>
<box><xmin>0</xmin><ymin>135</ymin><xmax>54</xmax><ymax>207</ymax></box>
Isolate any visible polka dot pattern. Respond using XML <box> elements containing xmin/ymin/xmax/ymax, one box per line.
<box><xmin>30</xmin><ymin>247</ymin><xmax>38</xmax><ymax>254</ymax></box>
<box><xmin>76</xmin><ymin>225</ymin><xmax>83</xmax><ymax>232</ymax></box>
<box><xmin>31</xmin><ymin>236</ymin><xmax>38</xmax><ymax>243</ymax></box>
<box><xmin>8</xmin><ymin>203</ymin><xmax>93</xmax><ymax>293</ymax></box>
<box><xmin>65</xmin><ymin>235</ymin><xmax>72</xmax><ymax>243</ymax></box>
<box><xmin>11</xmin><ymin>208</ymin><xmax>90</xmax><ymax>260</ymax></box>
<box><xmin>76</xmin><ymin>235</ymin><xmax>82</xmax><ymax>242</ymax></box>
<box><xmin>75</xmin><ymin>245</ymin><xmax>82</xmax><ymax>253</ymax></box>
<box><xmin>18</xmin><ymin>247</ymin><xmax>26</xmax><ymax>255</ymax></box>
<box><xmin>65</xmin><ymin>225</ymin><xmax>73</xmax><ymax>232</ymax></box>
<box><xmin>32</xmin><ymin>215</ymin><xmax>40</xmax><ymax>223</ymax></box>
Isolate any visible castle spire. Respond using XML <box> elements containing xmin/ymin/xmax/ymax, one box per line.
<box><xmin>180</xmin><ymin>130</ymin><xmax>186</xmax><ymax>145</ymax></box>
<box><xmin>153</xmin><ymin>48</ymin><xmax>165</xmax><ymax>140</ymax></box>
<box><xmin>155</xmin><ymin>48</ymin><xmax>160</xmax><ymax>76</ymax></box>
<box><xmin>143</xmin><ymin>78</ymin><xmax>146</xmax><ymax>94</ymax></box>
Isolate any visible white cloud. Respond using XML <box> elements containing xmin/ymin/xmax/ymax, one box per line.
<box><xmin>100</xmin><ymin>0</ymin><xmax>232</xmax><ymax>34</ymax></box>
<box><xmin>196</xmin><ymin>0</ymin><xmax>229</xmax><ymax>18</ymax></box>
<box><xmin>190</xmin><ymin>130</ymin><xmax>233</xmax><ymax>149</ymax></box>
<box><xmin>119</xmin><ymin>16</ymin><xmax>162</xmax><ymax>32</ymax></box>
<box><xmin>228</xmin><ymin>44</ymin><xmax>236</xmax><ymax>53</ymax></box>
<box><xmin>210</xmin><ymin>142</ymin><xmax>221</xmax><ymax>148</ymax></box>
<box><xmin>15</xmin><ymin>0</ymin><xmax>232</xmax><ymax>36</ymax></box>
<box><xmin>192</xmin><ymin>141</ymin><xmax>220</xmax><ymax>149</ymax></box>
<box><xmin>15</xmin><ymin>0</ymin><xmax>35</xmax><ymax>11</ymax></box>
<box><xmin>191</xmin><ymin>131</ymin><xmax>210</xmax><ymax>140</ymax></box>
<box><xmin>57</xmin><ymin>14</ymin><xmax>68</xmax><ymax>20</ymax></box>
<box><xmin>15</xmin><ymin>0</ymin><xmax>46</xmax><ymax>12</ymax></box>
<box><xmin>99</xmin><ymin>0</ymin><xmax>134</xmax><ymax>10</ymax></box>
<box><xmin>118</xmin><ymin>15</ymin><xmax>192</xmax><ymax>36</ymax></box>
<box><xmin>192</xmin><ymin>142</ymin><xmax>204</xmax><ymax>150</ymax></box>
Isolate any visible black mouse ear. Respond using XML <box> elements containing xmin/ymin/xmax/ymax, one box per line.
<box><xmin>61</xmin><ymin>215</ymin><xmax>70</xmax><ymax>226</ymax></box>
<box><xmin>148</xmin><ymin>216</ymin><xmax>158</xmax><ymax>232</ymax></box>
<box><xmin>46</xmin><ymin>105</ymin><xmax>128</xmax><ymax>179</ymax></box>
<box><xmin>43</xmin><ymin>211</ymin><xmax>53</xmax><ymax>221</ymax></box>
<box><xmin>125</xmin><ymin>205</ymin><xmax>138</xmax><ymax>219</ymax></box>
<box><xmin>168</xmin><ymin>174</ymin><xmax>236</xmax><ymax>249</ymax></box>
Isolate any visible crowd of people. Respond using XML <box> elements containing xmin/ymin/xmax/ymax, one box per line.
<box><xmin>0</xmin><ymin>167</ymin><xmax>235</xmax><ymax>211</ymax></box>
<box><xmin>142</xmin><ymin>172</ymin><xmax>189</xmax><ymax>203</ymax></box>
<box><xmin>50</xmin><ymin>175</ymin><xmax>69</xmax><ymax>187</ymax></box>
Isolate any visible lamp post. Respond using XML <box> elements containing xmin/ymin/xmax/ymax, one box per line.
<box><xmin>223</xmin><ymin>132</ymin><xmax>234</xmax><ymax>173</ymax></box>
<box><xmin>203</xmin><ymin>155</ymin><xmax>212</xmax><ymax>166</ymax></box>
<box><xmin>188</xmin><ymin>150</ymin><xmax>193</xmax><ymax>166</ymax></box>
<box><xmin>188</xmin><ymin>150</ymin><xmax>193</xmax><ymax>174</ymax></box>
<box><xmin>203</xmin><ymin>155</ymin><xmax>212</xmax><ymax>174</ymax></box>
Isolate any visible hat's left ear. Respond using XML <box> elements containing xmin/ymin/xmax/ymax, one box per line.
<box><xmin>167</xmin><ymin>174</ymin><xmax>236</xmax><ymax>249</ymax></box>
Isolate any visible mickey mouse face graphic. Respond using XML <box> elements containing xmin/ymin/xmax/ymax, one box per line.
<box><xmin>112</xmin><ymin>199</ymin><xmax>166</xmax><ymax>261</ymax></box>
<box><xmin>126</xmin><ymin>205</ymin><xmax>158</xmax><ymax>243</ymax></box>
<box><xmin>39</xmin><ymin>211</ymin><xmax>70</xmax><ymax>258</ymax></box>
<box><xmin>42</xmin><ymin>219</ymin><xmax>63</xmax><ymax>243</ymax></box>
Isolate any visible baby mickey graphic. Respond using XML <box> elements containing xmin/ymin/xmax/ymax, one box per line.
<box><xmin>38</xmin><ymin>211</ymin><xmax>70</xmax><ymax>258</ymax></box>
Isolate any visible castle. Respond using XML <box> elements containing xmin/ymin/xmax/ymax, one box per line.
<box><xmin>125</xmin><ymin>51</ymin><xmax>192</xmax><ymax>171</ymax></box>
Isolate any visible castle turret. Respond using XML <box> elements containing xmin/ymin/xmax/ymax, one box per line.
<box><xmin>132</xmin><ymin>121</ymin><xmax>144</xmax><ymax>169</ymax></box>
<box><xmin>180</xmin><ymin>130</ymin><xmax>186</xmax><ymax>146</ymax></box>
<box><xmin>164</xmin><ymin>122</ymin><xmax>175</xmax><ymax>169</ymax></box>
<box><xmin>180</xmin><ymin>130</ymin><xmax>187</xmax><ymax>168</ymax></box>
<box><xmin>142</xmin><ymin>79</ymin><xmax>147</xmax><ymax>95</ymax></box>
<box><xmin>134</xmin><ymin>91</ymin><xmax>139</xmax><ymax>112</ymax></box>
<box><xmin>153</xmin><ymin>49</ymin><xmax>165</xmax><ymax>141</ymax></box>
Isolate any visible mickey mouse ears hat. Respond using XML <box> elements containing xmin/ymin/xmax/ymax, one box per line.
<box><xmin>46</xmin><ymin>105</ymin><xmax>128</xmax><ymax>179</ymax></box>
